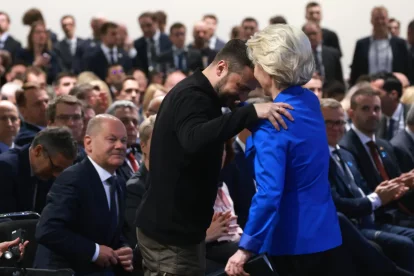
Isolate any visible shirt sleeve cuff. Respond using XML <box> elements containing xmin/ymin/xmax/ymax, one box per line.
<box><xmin>91</xmin><ymin>243</ymin><xmax>100</xmax><ymax>262</ymax></box>
<box><xmin>367</xmin><ymin>193</ymin><xmax>382</xmax><ymax>210</ymax></box>
<box><xmin>239</xmin><ymin>233</ymin><xmax>263</xmax><ymax>254</ymax></box>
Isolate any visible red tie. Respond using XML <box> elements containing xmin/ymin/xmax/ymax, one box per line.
<box><xmin>127</xmin><ymin>152</ymin><xmax>139</xmax><ymax>172</ymax></box>
<box><xmin>366</xmin><ymin>141</ymin><xmax>389</xmax><ymax>181</ymax></box>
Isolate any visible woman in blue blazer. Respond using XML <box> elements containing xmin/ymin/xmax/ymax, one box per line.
<box><xmin>225</xmin><ymin>25</ymin><xmax>344</xmax><ymax>276</ymax></box>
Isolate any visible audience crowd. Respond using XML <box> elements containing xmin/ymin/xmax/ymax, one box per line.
<box><xmin>1</xmin><ymin>2</ymin><xmax>414</xmax><ymax>275</ymax></box>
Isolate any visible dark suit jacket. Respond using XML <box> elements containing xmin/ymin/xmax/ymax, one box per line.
<box><xmin>157</xmin><ymin>48</ymin><xmax>203</xmax><ymax>75</ymax></box>
<box><xmin>73</xmin><ymin>38</ymin><xmax>100</xmax><ymax>74</ymax></box>
<box><xmin>188</xmin><ymin>44</ymin><xmax>217</xmax><ymax>69</ymax></box>
<box><xmin>391</xmin><ymin>130</ymin><xmax>414</xmax><ymax>173</ymax></box>
<box><xmin>34</xmin><ymin>157</ymin><xmax>129</xmax><ymax>275</ymax></box>
<box><xmin>377</xmin><ymin>104</ymin><xmax>411</xmax><ymax>140</ymax></box>
<box><xmin>133</xmin><ymin>34</ymin><xmax>172</xmax><ymax>76</ymax></box>
<box><xmin>14</xmin><ymin>122</ymin><xmax>43</xmax><ymax>147</ymax></box>
<box><xmin>339</xmin><ymin>129</ymin><xmax>401</xmax><ymax>191</ymax></box>
<box><xmin>0</xmin><ymin>144</ymin><xmax>54</xmax><ymax>214</ymax></box>
<box><xmin>85</xmin><ymin>46</ymin><xmax>132</xmax><ymax>81</ymax></box>
<box><xmin>322</xmin><ymin>28</ymin><xmax>341</xmax><ymax>56</ymax></box>
<box><xmin>116</xmin><ymin>147</ymin><xmax>142</xmax><ymax>184</ymax></box>
<box><xmin>212</xmin><ymin>37</ymin><xmax>225</xmax><ymax>51</ymax></box>
<box><xmin>2</xmin><ymin>35</ymin><xmax>22</xmax><ymax>60</ymax></box>
<box><xmin>48</xmin><ymin>30</ymin><xmax>58</xmax><ymax>47</ymax></box>
<box><xmin>15</xmin><ymin>48</ymin><xmax>61</xmax><ymax>84</ymax></box>
<box><xmin>350</xmin><ymin>36</ymin><xmax>413</xmax><ymax>85</ymax></box>
<box><xmin>328</xmin><ymin>148</ymin><xmax>373</xmax><ymax>219</ymax></box>
<box><xmin>219</xmin><ymin>140</ymin><xmax>256</xmax><ymax>229</ymax></box>
<box><xmin>54</xmin><ymin>38</ymin><xmax>85</xmax><ymax>72</ymax></box>
<box><xmin>322</xmin><ymin>45</ymin><xmax>344</xmax><ymax>86</ymax></box>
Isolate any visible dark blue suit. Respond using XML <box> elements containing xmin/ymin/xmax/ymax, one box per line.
<box><xmin>239</xmin><ymin>86</ymin><xmax>342</xmax><ymax>256</ymax></box>
<box><xmin>34</xmin><ymin>157</ymin><xmax>129</xmax><ymax>275</ymax></box>
<box><xmin>54</xmin><ymin>37</ymin><xmax>86</xmax><ymax>73</ymax></box>
<box><xmin>85</xmin><ymin>46</ymin><xmax>132</xmax><ymax>81</ymax></box>
<box><xmin>219</xmin><ymin>140</ymin><xmax>256</xmax><ymax>229</ymax></box>
<box><xmin>329</xmin><ymin>147</ymin><xmax>414</xmax><ymax>272</ymax></box>
<box><xmin>0</xmin><ymin>144</ymin><xmax>53</xmax><ymax>214</ymax></box>
<box><xmin>133</xmin><ymin>34</ymin><xmax>172</xmax><ymax>76</ymax></box>
<box><xmin>14</xmin><ymin>121</ymin><xmax>43</xmax><ymax>147</ymax></box>
<box><xmin>391</xmin><ymin>130</ymin><xmax>414</xmax><ymax>173</ymax></box>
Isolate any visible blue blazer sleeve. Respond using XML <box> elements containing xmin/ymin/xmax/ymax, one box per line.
<box><xmin>239</xmin><ymin>122</ymin><xmax>286</xmax><ymax>254</ymax></box>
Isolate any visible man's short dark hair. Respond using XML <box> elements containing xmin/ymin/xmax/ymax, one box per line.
<box><xmin>31</xmin><ymin>127</ymin><xmax>77</xmax><ymax>160</ymax></box>
<box><xmin>69</xmin><ymin>83</ymin><xmax>95</xmax><ymax>101</ymax></box>
<box><xmin>0</xmin><ymin>11</ymin><xmax>11</xmax><ymax>23</ymax></box>
<box><xmin>170</xmin><ymin>22</ymin><xmax>185</xmax><ymax>34</ymax></box>
<box><xmin>15</xmin><ymin>82</ymin><xmax>40</xmax><ymax>107</ymax></box>
<box><xmin>323</xmin><ymin>81</ymin><xmax>346</xmax><ymax>99</ymax></box>
<box><xmin>47</xmin><ymin>95</ymin><xmax>83</xmax><ymax>123</ymax></box>
<box><xmin>22</xmin><ymin>8</ymin><xmax>44</xmax><ymax>26</ymax></box>
<box><xmin>138</xmin><ymin>12</ymin><xmax>157</xmax><ymax>22</ymax></box>
<box><xmin>154</xmin><ymin>11</ymin><xmax>167</xmax><ymax>25</ymax></box>
<box><xmin>269</xmin><ymin>16</ymin><xmax>287</xmax><ymax>25</ymax></box>
<box><xmin>350</xmin><ymin>87</ymin><xmax>379</xmax><ymax>110</ymax></box>
<box><xmin>409</xmin><ymin>20</ymin><xmax>414</xmax><ymax>31</ymax></box>
<box><xmin>23</xmin><ymin>66</ymin><xmax>47</xmax><ymax>82</ymax></box>
<box><xmin>203</xmin><ymin>14</ymin><xmax>218</xmax><ymax>23</ymax></box>
<box><xmin>383</xmin><ymin>75</ymin><xmax>403</xmax><ymax>99</ymax></box>
<box><xmin>242</xmin><ymin>17</ymin><xmax>258</xmax><ymax>26</ymax></box>
<box><xmin>61</xmin><ymin>14</ymin><xmax>75</xmax><ymax>24</ymax></box>
<box><xmin>100</xmin><ymin>22</ymin><xmax>118</xmax><ymax>36</ymax></box>
<box><xmin>306</xmin><ymin>1</ymin><xmax>320</xmax><ymax>10</ymax></box>
<box><xmin>213</xmin><ymin>39</ymin><xmax>254</xmax><ymax>73</ymax></box>
<box><xmin>121</xmin><ymin>76</ymin><xmax>137</xmax><ymax>90</ymax></box>
<box><xmin>55</xmin><ymin>72</ymin><xmax>76</xmax><ymax>86</ymax></box>
<box><xmin>389</xmin><ymin>18</ymin><xmax>400</xmax><ymax>26</ymax></box>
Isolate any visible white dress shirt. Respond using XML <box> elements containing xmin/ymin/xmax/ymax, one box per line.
<box><xmin>101</xmin><ymin>44</ymin><xmax>118</xmax><ymax>64</ymax></box>
<box><xmin>369</xmin><ymin>35</ymin><xmax>393</xmax><ymax>74</ymax></box>
<box><xmin>66</xmin><ymin>37</ymin><xmax>77</xmax><ymax>56</ymax></box>
<box><xmin>208</xmin><ymin>35</ymin><xmax>217</xmax><ymax>50</ymax></box>
<box><xmin>0</xmin><ymin>32</ymin><xmax>9</xmax><ymax>48</ymax></box>
<box><xmin>329</xmin><ymin>145</ymin><xmax>382</xmax><ymax>211</ymax></box>
<box><xmin>87</xmin><ymin>157</ymin><xmax>119</xmax><ymax>262</ymax></box>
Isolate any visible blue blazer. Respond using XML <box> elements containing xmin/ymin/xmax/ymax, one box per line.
<box><xmin>239</xmin><ymin>86</ymin><xmax>342</xmax><ymax>256</ymax></box>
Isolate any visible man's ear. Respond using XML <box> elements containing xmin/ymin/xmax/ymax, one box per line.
<box><xmin>347</xmin><ymin>108</ymin><xmax>354</xmax><ymax>120</ymax></box>
<box><xmin>215</xmin><ymin>60</ymin><xmax>228</xmax><ymax>78</ymax></box>
<box><xmin>32</xmin><ymin>144</ymin><xmax>44</xmax><ymax>157</ymax></box>
<box><xmin>84</xmin><ymin>135</ymin><xmax>92</xmax><ymax>153</ymax></box>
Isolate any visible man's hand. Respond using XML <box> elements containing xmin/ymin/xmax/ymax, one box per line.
<box><xmin>375</xmin><ymin>180</ymin><xmax>408</xmax><ymax>205</ymax></box>
<box><xmin>0</xmin><ymin>238</ymin><xmax>29</xmax><ymax>259</ymax></box>
<box><xmin>253</xmin><ymin>102</ymin><xmax>294</xmax><ymax>131</ymax></box>
<box><xmin>206</xmin><ymin>211</ymin><xmax>237</xmax><ymax>242</ymax></box>
<box><xmin>225</xmin><ymin>249</ymin><xmax>252</xmax><ymax>276</ymax></box>
<box><xmin>115</xmin><ymin>247</ymin><xmax>134</xmax><ymax>272</ymax></box>
<box><xmin>95</xmin><ymin>245</ymin><xmax>118</xmax><ymax>268</ymax></box>
<box><xmin>395</xmin><ymin>173</ymin><xmax>414</xmax><ymax>189</ymax></box>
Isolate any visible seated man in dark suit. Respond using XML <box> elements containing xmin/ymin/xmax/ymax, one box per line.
<box><xmin>322</xmin><ymin>98</ymin><xmax>414</xmax><ymax>272</ymax></box>
<box><xmin>302</xmin><ymin>21</ymin><xmax>344</xmax><ymax>87</ymax></box>
<box><xmin>0</xmin><ymin>11</ymin><xmax>22</xmax><ymax>61</ymax></box>
<box><xmin>349</xmin><ymin>6</ymin><xmax>413</xmax><ymax>86</ymax></box>
<box><xmin>305</xmin><ymin>2</ymin><xmax>342</xmax><ymax>55</ymax></box>
<box><xmin>47</xmin><ymin>95</ymin><xmax>86</xmax><ymax>163</ymax></box>
<box><xmin>34</xmin><ymin>115</ymin><xmax>133</xmax><ymax>275</ymax></box>
<box><xmin>106</xmin><ymin>101</ymin><xmax>141</xmax><ymax>184</ymax></box>
<box><xmin>371</xmin><ymin>73</ymin><xmax>410</xmax><ymax>140</ymax></box>
<box><xmin>14</xmin><ymin>82</ymin><xmax>49</xmax><ymax>147</ymax></box>
<box><xmin>134</xmin><ymin>12</ymin><xmax>172</xmax><ymax>76</ymax></box>
<box><xmin>188</xmin><ymin>21</ymin><xmax>217</xmax><ymax>69</ymax></box>
<box><xmin>339</xmin><ymin>87</ymin><xmax>414</xmax><ymax>221</ymax></box>
<box><xmin>85</xmin><ymin>22</ymin><xmax>132</xmax><ymax>81</ymax></box>
<box><xmin>391</xmin><ymin>105</ymin><xmax>414</xmax><ymax>173</ymax></box>
<box><xmin>0</xmin><ymin>127</ymin><xmax>77</xmax><ymax>214</ymax></box>
<box><xmin>0</xmin><ymin>100</ymin><xmax>20</xmax><ymax>154</ymax></box>
<box><xmin>157</xmin><ymin>23</ymin><xmax>203</xmax><ymax>76</ymax></box>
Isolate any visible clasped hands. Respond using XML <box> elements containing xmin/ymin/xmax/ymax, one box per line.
<box><xmin>95</xmin><ymin>245</ymin><xmax>133</xmax><ymax>272</ymax></box>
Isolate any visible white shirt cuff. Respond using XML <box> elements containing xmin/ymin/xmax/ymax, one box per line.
<box><xmin>367</xmin><ymin>193</ymin><xmax>382</xmax><ymax>210</ymax></box>
<box><xmin>91</xmin><ymin>243</ymin><xmax>100</xmax><ymax>262</ymax></box>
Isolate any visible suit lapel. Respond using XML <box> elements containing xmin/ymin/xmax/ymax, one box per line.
<box><xmin>404</xmin><ymin>131</ymin><xmax>414</xmax><ymax>161</ymax></box>
<box><xmin>84</xmin><ymin>158</ymin><xmax>111</xmax><ymax>213</ymax></box>
<box><xmin>390</xmin><ymin>38</ymin><xmax>399</xmax><ymax>69</ymax></box>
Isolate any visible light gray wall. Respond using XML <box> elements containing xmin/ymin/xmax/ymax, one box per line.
<box><xmin>5</xmin><ymin>0</ymin><xmax>414</xmax><ymax>79</ymax></box>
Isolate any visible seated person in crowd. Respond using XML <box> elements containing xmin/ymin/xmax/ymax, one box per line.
<box><xmin>53</xmin><ymin>72</ymin><xmax>77</xmax><ymax>97</ymax></box>
<box><xmin>114</xmin><ymin>76</ymin><xmax>140</xmax><ymax>107</ymax></box>
<box><xmin>0</xmin><ymin>100</ymin><xmax>20</xmax><ymax>154</ymax></box>
<box><xmin>14</xmin><ymin>82</ymin><xmax>49</xmax><ymax>147</ymax></box>
<box><xmin>0</xmin><ymin>127</ymin><xmax>77</xmax><ymax>214</ymax></box>
<box><xmin>106</xmin><ymin>63</ymin><xmax>126</xmax><ymax>100</ymax></box>
<box><xmin>303</xmin><ymin>75</ymin><xmax>323</xmax><ymax>100</ymax></box>
<box><xmin>145</xmin><ymin>95</ymin><xmax>164</xmax><ymax>118</ymax></box>
<box><xmin>69</xmin><ymin>83</ymin><xmax>103</xmax><ymax>115</ymax></box>
<box><xmin>47</xmin><ymin>95</ymin><xmax>86</xmax><ymax>163</ymax></box>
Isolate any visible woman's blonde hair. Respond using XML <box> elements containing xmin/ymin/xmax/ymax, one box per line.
<box><xmin>142</xmin><ymin>84</ymin><xmax>167</xmax><ymax>113</ymax></box>
<box><xmin>246</xmin><ymin>24</ymin><xmax>314</xmax><ymax>88</ymax></box>
<box><xmin>401</xmin><ymin>86</ymin><xmax>414</xmax><ymax>105</ymax></box>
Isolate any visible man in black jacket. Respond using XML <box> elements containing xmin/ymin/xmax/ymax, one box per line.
<box><xmin>136</xmin><ymin>39</ymin><xmax>293</xmax><ymax>276</ymax></box>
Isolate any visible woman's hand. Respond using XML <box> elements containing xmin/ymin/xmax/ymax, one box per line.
<box><xmin>206</xmin><ymin>210</ymin><xmax>236</xmax><ymax>242</ymax></box>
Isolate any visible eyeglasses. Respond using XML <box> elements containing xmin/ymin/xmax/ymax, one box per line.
<box><xmin>55</xmin><ymin>114</ymin><xmax>82</xmax><ymax>122</ymax></box>
<box><xmin>325</xmin><ymin>120</ymin><xmax>346</xmax><ymax>128</ymax></box>
<box><xmin>43</xmin><ymin>148</ymin><xmax>64</xmax><ymax>174</ymax></box>
<box><xmin>111</xmin><ymin>69</ymin><xmax>124</xmax><ymax>75</ymax></box>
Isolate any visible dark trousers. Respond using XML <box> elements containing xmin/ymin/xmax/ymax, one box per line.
<box><xmin>271</xmin><ymin>246</ymin><xmax>357</xmax><ymax>276</ymax></box>
<box><xmin>137</xmin><ymin>228</ymin><xmax>205</xmax><ymax>276</ymax></box>
<box><xmin>361</xmin><ymin>224</ymin><xmax>414</xmax><ymax>273</ymax></box>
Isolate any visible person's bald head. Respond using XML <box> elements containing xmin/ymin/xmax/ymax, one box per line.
<box><xmin>146</xmin><ymin>96</ymin><xmax>164</xmax><ymax>117</ymax></box>
<box><xmin>84</xmin><ymin>114</ymin><xmax>127</xmax><ymax>173</ymax></box>
<box><xmin>193</xmin><ymin>21</ymin><xmax>209</xmax><ymax>45</ymax></box>
<box><xmin>164</xmin><ymin>71</ymin><xmax>186</xmax><ymax>91</ymax></box>
<box><xmin>0</xmin><ymin>100</ymin><xmax>20</xmax><ymax>146</ymax></box>
<box><xmin>393</xmin><ymin>72</ymin><xmax>410</xmax><ymax>90</ymax></box>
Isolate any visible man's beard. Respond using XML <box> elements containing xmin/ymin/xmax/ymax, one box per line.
<box><xmin>214</xmin><ymin>75</ymin><xmax>239</xmax><ymax>110</ymax></box>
